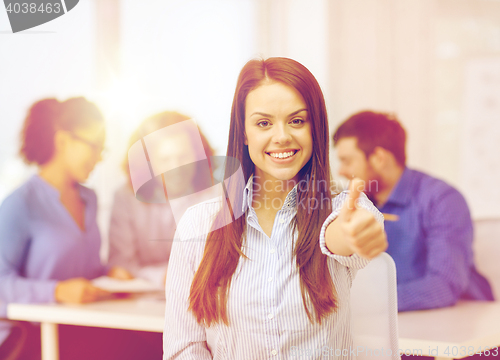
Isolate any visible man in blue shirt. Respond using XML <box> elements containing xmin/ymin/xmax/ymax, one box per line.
<box><xmin>332</xmin><ymin>110</ymin><xmax>494</xmax><ymax>311</ymax></box>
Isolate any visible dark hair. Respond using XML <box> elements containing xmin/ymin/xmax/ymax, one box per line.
<box><xmin>189</xmin><ymin>57</ymin><xmax>336</xmax><ymax>326</ymax></box>
<box><xmin>333</xmin><ymin>110</ymin><xmax>407</xmax><ymax>166</ymax></box>
<box><xmin>20</xmin><ymin>97</ymin><xmax>104</xmax><ymax>165</ymax></box>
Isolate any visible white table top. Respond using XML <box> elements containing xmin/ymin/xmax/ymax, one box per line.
<box><xmin>8</xmin><ymin>297</ymin><xmax>500</xmax><ymax>359</ymax></box>
<box><xmin>7</xmin><ymin>294</ymin><xmax>165</xmax><ymax>333</ymax></box>
<box><xmin>398</xmin><ymin>301</ymin><xmax>500</xmax><ymax>358</ymax></box>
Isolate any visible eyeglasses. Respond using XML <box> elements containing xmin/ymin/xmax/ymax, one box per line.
<box><xmin>69</xmin><ymin>133</ymin><xmax>106</xmax><ymax>155</ymax></box>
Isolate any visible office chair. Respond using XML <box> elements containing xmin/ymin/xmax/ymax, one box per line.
<box><xmin>350</xmin><ymin>252</ymin><xmax>400</xmax><ymax>359</ymax></box>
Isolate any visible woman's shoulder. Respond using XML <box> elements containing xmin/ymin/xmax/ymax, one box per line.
<box><xmin>0</xmin><ymin>176</ymin><xmax>44</xmax><ymax>225</ymax></box>
<box><xmin>181</xmin><ymin>195</ymin><xmax>224</xmax><ymax>222</ymax></box>
<box><xmin>170</xmin><ymin>196</ymin><xmax>226</xmax><ymax>267</ymax></box>
<box><xmin>114</xmin><ymin>182</ymin><xmax>133</xmax><ymax>195</ymax></box>
<box><xmin>0</xmin><ymin>176</ymin><xmax>40</xmax><ymax>210</ymax></box>
<box><xmin>175</xmin><ymin>196</ymin><xmax>225</xmax><ymax>240</ymax></box>
<box><xmin>112</xmin><ymin>183</ymin><xmax>136</xmax><ymax>203</ymax></box>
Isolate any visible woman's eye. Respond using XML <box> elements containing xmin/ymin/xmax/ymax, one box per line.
<box><xmin>257</xmin><ymin>120</ymin><xmax>270</xmax><ymax>128</ymax></box>
<box><xmin>290</xmin><ymin>118</ymin><xmax>304</xmax><ymax>125</ymax></box>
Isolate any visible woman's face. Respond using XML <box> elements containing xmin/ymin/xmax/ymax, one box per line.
<box><xmin>244</xmin><ymin>81</ymin><xmax>313</xmax><ymax>187</ymax></box>
<box><xmin>62</xmin><ymin>122</ymin><xmax>105</xmax><ymax>183</ymax></box>
<box><xmin>153</xmin><ymin>131</ymin><xmax>198</xmax><ymax>197</ymax></box>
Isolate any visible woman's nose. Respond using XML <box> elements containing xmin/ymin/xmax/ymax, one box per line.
<box><xmin>273</xmin><ymin>124</ymin><xmax>292</xmax><ymax>144</ymax></box>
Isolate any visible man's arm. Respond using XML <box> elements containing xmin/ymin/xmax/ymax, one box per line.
<box><xmin>397</xmin><ymin>186</ymin><xmax>474</xmax><ymax>311</ymax></box>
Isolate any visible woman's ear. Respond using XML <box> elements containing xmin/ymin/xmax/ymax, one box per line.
<box><xmin>53</xmin><ymin>130</ymin><xmax>67</xmax><ymax>154</ymax></box>
<box><xmin>244</xmin><ymin>132</ymin><xmax>248</xmax><ymax>145</ymax></box>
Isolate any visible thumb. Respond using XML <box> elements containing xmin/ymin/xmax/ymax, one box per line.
<box><xmin>344</xmin><ymin>178</ymin><xmax>364</xmax><ymax>216</ymax></box>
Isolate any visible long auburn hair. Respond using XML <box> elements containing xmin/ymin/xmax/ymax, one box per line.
<box><xmin>189</xmin><ymin>57</ymin><xmax>336</xmax><ymax>326</ymax></box>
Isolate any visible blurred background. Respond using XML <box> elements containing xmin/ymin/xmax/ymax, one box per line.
<box><xmin>1</xmin><ymin>0</ymin><xmax>499</xmax><ymax>257</ymax></box>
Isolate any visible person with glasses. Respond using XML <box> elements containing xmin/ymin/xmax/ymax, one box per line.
<box><xmin>0</xmin><ymin>97</ymin><xmax>133</xmax><ymax>360</ymax></box>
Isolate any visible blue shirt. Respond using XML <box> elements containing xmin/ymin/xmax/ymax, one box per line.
<box><xmin>379</xmin><ymin>168</ymin><xmax>494</xmax><ymax>311</ymax></box>
<box><xmin>0</xmin><ymin>175</ymin><xmax>107</xmax><ymax>344</ymax></box>
<box><xmin>163</xmin><ymin>175</ymin><xmax>384</xmax><ymax>360</ymax></box>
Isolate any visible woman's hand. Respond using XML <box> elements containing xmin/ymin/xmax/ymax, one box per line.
<box><xmin>325</xmin><ymin>178</ymin><xmax>388</xmax><ymax>259</ymax></box>
<box><xmin>107</xmin><ymin>266</ymin><xmax>134</xmax><ymax>280</ymax></box>
<box><xmin>54</xmin><ymin>278</ymin><xmax>112</xmax><ymax>304</ymax></box>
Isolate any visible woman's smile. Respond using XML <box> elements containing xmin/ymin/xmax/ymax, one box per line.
<box><xmin>244</xmin><ymin>81</ymin><xmax>312</xmax><ymax>185</ymax></box>
<box><xmin>266</xmin><ymin>149</ymin><xmax>299</xmax><ymax>160</ymax></box>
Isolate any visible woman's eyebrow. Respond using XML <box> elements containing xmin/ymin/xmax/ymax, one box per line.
<box><xmin>249</xmin><ymin>108</ymin><xmax>308</xmax><ymax>118</ymax></box>
<box><xmin>288</xmin><ymin>108</ymin><xmax>308</xmax><ymax>117</ymax></box>
<box><xmin>250</xmin><ymin>112</ymin><xmax>273</xmax><ymax>118</ymax></box>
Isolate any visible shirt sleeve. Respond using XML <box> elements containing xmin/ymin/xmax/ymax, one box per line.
<box><xmin>163</xmin><ymin>208</ymin><xmax>212</xmax><ymax>360</ymax></box>
<box><xmin>108</xmin><ymin>188</ymin><xmax>169</xmax><ymax>287</ymax></box>
<box><xmin>396</xmin><ymin>187</ymin><xmax>476</xmax><ymax>311</ymax></box>
<box><xmin>319</xmin><ymin>191</ymin><xmax>384</xmax><ymax>269</ymax></box>
<box><xmin>0</xmin><ymin>193</ymin><xmax>57</xmax><ymax>317</ymax></box>
<box><xmin>85</xmin><ymin>187</ymin><xmax>110</xmax><ymax>278</ymax></box>
<box><xmin>108</xmin><ymin>188</ymin><xmax>142</xmax><ymax>275</ymax></box>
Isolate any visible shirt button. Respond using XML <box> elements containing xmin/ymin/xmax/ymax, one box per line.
<box><xmin>267</xmin><ymin>277</ymin><xmax>273</xmax><ymax>282</ymax></box>
<box><xmin>279</xmin><ymin>218</ymin><xmax>285</xmax><ymax>224</ymax></box>
<box><xmin>270</xmin><ymin>248</ymin><xmax>276</xmax><ymax>254</ymax></box>
<box><xmin>267</xmin><ymin>313</ymin><xmax>274</xmax><ymax>319</ymax></box>
<box><xmin>271</xmin><ymin>349</ymin><xmax>278</xmax><ymax>356</ymax></box>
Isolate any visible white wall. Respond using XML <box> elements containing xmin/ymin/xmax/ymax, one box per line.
<box><xmin>324</xmin><ymin>0</ymin><xmax>500</xmax><ymax>219</ymax></box>
<box><xmin>1</xmin><ymin>0</ymin><xmax>499</xmax><ymax>223</ymax></box>
<box><xmin>0</xmin><ymin>0</ymin><xmax>96</xmax><ymax>199</ymax></box>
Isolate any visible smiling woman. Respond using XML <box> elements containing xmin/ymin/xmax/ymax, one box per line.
<box><xmin>163</xmin><ymin>57</ymin><xmax>387</xmax><ymax>360</ymax></box>
<box><xmin>244</xmin><ymin>81</ymin><xmax>313</xmax><ymax>187</ymax></box>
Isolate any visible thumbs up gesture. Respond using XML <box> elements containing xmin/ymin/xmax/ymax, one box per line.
<box><xmin>325</xmin><ymin>178</ymin><xmax>388</xmax><ymax>259</ymax></box>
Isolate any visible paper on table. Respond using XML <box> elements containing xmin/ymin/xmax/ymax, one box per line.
<box><xmin>92</xmin><ymin>276</ymin><xmax>162</xmax><ymax>293</ymax></box>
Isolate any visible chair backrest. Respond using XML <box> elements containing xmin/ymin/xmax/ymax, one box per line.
<box><xmin>473</xmin><ymin>219</ymin><xmax>500</xmax><ymax>299</ymax></box>
<box><xmin>350</xmin><ymin>252</ymin><xmax>400</xmax><ymax>360</ymax></box>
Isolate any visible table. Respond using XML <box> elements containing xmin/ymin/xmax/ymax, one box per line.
<box><xmin>398</xmin><ymin>301</ymin><xmax>500</xmax><ymax>360</ymax></box>
<box><xmin>7</xmin><ymin>295</ymin><xmax>165</xmax><ymax>360</ymax></box>
<box><xmin>9</xmin><ymin>298</ymin><xmax>500</xmax><ymax>360</ymax></box>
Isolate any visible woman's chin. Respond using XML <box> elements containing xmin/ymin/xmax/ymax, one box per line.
<box><xmin>262</xmin><ymin>170</ymin><xmax>300</xmax><ymax>183</ymax></box>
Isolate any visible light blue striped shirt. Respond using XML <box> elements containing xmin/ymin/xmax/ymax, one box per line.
<box><xmin>163</xmin><ymin>176</ymin><xmax>384</xmax><ymax>360</ymax></box>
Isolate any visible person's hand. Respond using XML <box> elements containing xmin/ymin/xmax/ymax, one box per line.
<box><xmin>337</xmin><ymin>178</ymin><xmax>388</xmax><ymax>259</ymax></box>
<box><xmin>55</xmin><ymin>278</ymin><xmax>112</xmax><ymax>304</ymax></box>
<box><xmin>107</xmin><ymin>266</ymin><xmax>134</xmax><ymax>280</ymax></box>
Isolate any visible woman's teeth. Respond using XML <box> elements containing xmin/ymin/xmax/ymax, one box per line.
<box><xmin>269</xmin><ymin>151</ymin><xmax>296</xmax><ymax>159</ymax></box>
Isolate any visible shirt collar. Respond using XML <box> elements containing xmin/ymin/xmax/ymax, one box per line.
<box><xmin>384</xmin><ymin>167</ymin><xmax>415</xmax><ymax>206</ymax></box>
<box><xmin>242</xmin><ymin>176</ymin><xmax>253</xmax><ymax>213</ymax></box>
<box><xmin>32</xmin><ymin>174</ymin><xmax>91</xmax><ymax>203</ymax></box>
<box><xmin>242</xmin><ymin>175</ymin><xmax>298</xmax><ymax>213</ymax></box>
